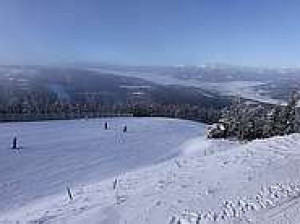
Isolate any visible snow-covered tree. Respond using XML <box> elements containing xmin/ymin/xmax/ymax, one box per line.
<box><xmin>208</xmin><ymin>92</ymin><xmax>299</xmax><ymax>141</ymax></box>
<box><xmin>284</xmin><ymin>92</ymin><xmax>298</xmax><ymax>134</ymax></box>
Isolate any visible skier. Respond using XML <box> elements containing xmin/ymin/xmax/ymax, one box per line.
<box><xmin>12</xmin><ymin>137</ymin><xmax>17</xmax><ymax>149</ymax></box>
<box><xmin>66</xmin><ymin>186</ymin><xmax>73</xmax><ymax>200</ymax></box>
<box><xmin>104</xmin><ymin>122</ymin><xmax>108</xmax><ymax>130</ymax></box>
<box><xmin>123</xmin><ymin>125</ymin><xmax>127</xmax><ymax>133</ymax></box>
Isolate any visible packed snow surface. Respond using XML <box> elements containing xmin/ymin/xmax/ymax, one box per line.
<box><xmin>0</xmin><ymin>118</ymin><xmax>204</xmax><ymax>212</ymax></box>
<box><xmin>1</xmin><ymin>118</ymin><xmax>300</xmax><ymax>224</ymax></box>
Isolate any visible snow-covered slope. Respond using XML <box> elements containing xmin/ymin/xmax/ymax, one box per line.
<box><xmin>1</xmin><ymin>118</ymin><xmax>300</xmax><ymax>224</ymax></box>
<box><xmin>0</xmin><ymin>118</ymin><xmax>204</xmax><ymax>213</ymax></box>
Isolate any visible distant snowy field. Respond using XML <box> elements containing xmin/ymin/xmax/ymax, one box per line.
<box><xmin>1</xmin><ymin>118</ymin><xmax>300</xmax><ymax>224</ymax></box>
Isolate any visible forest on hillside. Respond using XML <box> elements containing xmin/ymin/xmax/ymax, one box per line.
<box><xmin>208</xmin><ymin>93</ymin><xmax>300</xmax><ymax>141</ymax></box>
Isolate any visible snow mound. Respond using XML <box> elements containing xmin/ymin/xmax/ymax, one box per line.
<box><xmin>179</xmin><ymin>137</ymin><xmax>240</xmax><ymax>157</ymax></box>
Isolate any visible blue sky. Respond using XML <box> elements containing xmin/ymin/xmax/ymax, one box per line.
<box><xmin>0</xmin><ymin>0</ymin><xmax>300</xmax><ymax>67</ymax></box>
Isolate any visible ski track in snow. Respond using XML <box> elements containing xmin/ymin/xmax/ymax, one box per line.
<box><xmin>0</xmin><ymin>118</ymin><xmax>300</xmax><ymax>223</ymax></box>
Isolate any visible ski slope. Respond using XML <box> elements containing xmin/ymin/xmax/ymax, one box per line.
<box><xmin>1</xmin><ymin>118</ymin><xmax>300</xmax><ymax>224</ymax></box>
<box><xmin>0</xmin><ymin>118</ymin><xmax>204</xmax><ymax>213</ymax></box>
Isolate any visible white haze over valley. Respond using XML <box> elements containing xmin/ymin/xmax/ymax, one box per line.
<box><xmin>84</xmin><ymin>66</ymin><xmax>287</xmax><ymax>105</ymax></box>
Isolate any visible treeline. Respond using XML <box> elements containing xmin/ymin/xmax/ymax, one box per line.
<box><xmin>0</xmin><ymin>83</ymin><xmax>226</xmax><ymax>123</ymax></box>
<box><xmin>0</xmin><ymin>100</ymin><xmax>223</xmax><ymax>124</ymax></box>
<box><xmin>208</xmin><ymin>92</ymin><xmax>300</xmax><ymax>141</ymax></box>
<box><xmin>129</xmin><ymin>104</ymin><xmax>221</xmax><ymax>124</ymax></box>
